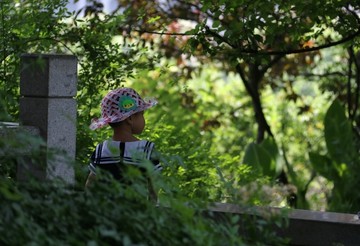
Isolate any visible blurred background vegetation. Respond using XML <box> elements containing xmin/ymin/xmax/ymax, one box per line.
<box><xmin>1</xmin><ymin>0</ymin><xmax>360</xmax><ymax>244</ymax></box>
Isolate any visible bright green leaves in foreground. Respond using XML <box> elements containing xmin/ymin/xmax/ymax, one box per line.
<box><xmin>0</xmin><ymin>165</ymin><xmax>289</xmax><ymax>245</ymax></box>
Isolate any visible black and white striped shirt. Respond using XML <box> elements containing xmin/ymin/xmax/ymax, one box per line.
<box><xmin>89</xmin><ymin>140</ymin><xmax>162</xmax><ymax>181</ymax></box>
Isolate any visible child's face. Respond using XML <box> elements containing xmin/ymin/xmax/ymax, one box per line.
<box><xmin>132</xmin><ymin>111</ymin><xmax>145</xmax><ymax>135</ymax></box>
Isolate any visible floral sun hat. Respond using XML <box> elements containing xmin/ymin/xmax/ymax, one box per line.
<box><xmin>90</xmin><ymin>87</ymin><xmax>157</xmax><ymax>130</ymax></box>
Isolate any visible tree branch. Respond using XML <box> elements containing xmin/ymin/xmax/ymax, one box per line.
<box><xmin>347</xmin><ymin>46</ymin><xmax>354</xmax><ymax>119</ymax></box>
<box><xmin>133</xmin><ymin>26</ymin><xmax>360</xmax><ymax>56</ymax></box>
<box><xmin>260</xmin><ymin>54</ymin><xmax>284</xmax><ymax>74</ymax></box>
<box><xmin>353</xmin><ymin>50</ymin><xmax>360</xmax><ymax>121</ymax></box>
<box><xmin>236</xmin><ymin>63</ymin><xmax>274</xmax><ymax>143</ymax></box>
<box><xmin>299</xmin><ymin>72</ymin><xmax>347</xmax><ymax>78</ymax></box>
<box><xmin>235</xmin><ymin>63</ymin><xmax>253</xmax><ymax>96</ymax></box>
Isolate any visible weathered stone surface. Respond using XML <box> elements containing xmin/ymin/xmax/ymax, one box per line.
<box><xmin>210</xmin><ymin>202</ymin><xmax>360</xmax><ymax>246</ymax></box>
<box><xmin>19</xmin><ymin>54</ymin><xmax>77</xmax><ymax>184</ymax></box>
<box><xmin>20</xmin><ymin>54</ymin><xmax>77</xmax><ymax>97</ymax></box>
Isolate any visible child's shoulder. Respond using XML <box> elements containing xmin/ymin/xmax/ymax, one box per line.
<box><xmin>100</xmin><ymin>139</ymin><xmax>155</xmax><ymax>147</ymax></box>
<box><xmin>124</xmin><ymin>140</ymin><xmax>155</xmax><ymax>149</ymax></box>
<box><xmin>93</xmin><ymin>139</ymin><xmax>156</xmax><ymax>151</ymax></box>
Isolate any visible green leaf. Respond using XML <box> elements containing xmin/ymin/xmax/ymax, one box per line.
<box><xmin>243</xmin><ymin>142</ymin><xmax>276</xmax><ymax>177</ymax></box>
<box><xmin>308</xmin><ymin>152</ymin><xmax>339</xmax><ymax>181</ymax></box>
<box><xmin>0</xmin><ymin>181</ymin><xmax>22</xmax><ymax>201</ymax></box>
<box><xmin>324</xmin><ymin>99</ymin><xmax>355</xmax><ymax>164</ymax></box>
<box><xmin>212</xmin><ymin>20</ymin><xmax>221</xmax><ymax>28</ymax></box>
<box><xmin>260</xmin><ymin>138</ymin><xmax>282</xmax><ymax>174</ymax></box>
<box><xmin>147</xmin><ymin>16</ymin><xmax>161</xmax><ymax>24</ymax></box>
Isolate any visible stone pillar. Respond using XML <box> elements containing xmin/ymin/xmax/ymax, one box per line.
<box><xmin>19</xmin><ymin>54</ymin><xmax>77</xmax><ymax>184</ymax></box>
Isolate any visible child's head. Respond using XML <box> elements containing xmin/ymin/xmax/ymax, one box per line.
<box><xmin>90</xmin><ymin>87</ymin><xmax>156</xmax><ymax>130</ymax></box>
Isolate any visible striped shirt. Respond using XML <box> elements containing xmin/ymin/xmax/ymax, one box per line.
<box><xmin>89</xmin><ymin>140</ymin><xmax>162</xmax><ymax>181</ymax></box>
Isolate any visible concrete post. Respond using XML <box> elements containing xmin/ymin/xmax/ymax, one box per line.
<box><xmin>19</xmin><ymin>54</ymin><xmax>77</xmax><ymax>184</ymax></box>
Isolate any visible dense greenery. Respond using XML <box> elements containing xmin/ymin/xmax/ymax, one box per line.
<box><xmin>1</xmin><ymin>0</ymin><xmax>360</xmax><ymax>243</ymax></box>
<box><xmin>110</xmin><ymin>0</ymin><xmax>360</xmax><ymax>212</ymax></box>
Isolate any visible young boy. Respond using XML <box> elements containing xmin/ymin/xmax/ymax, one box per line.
<box><xmin>85</xmin><ymin>87</ymin><xmax>161</xmax><ymax>200</ymax></box>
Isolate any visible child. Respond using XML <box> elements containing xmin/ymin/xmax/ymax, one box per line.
<box><xmin>85</xmin><ymin>87</ymin><xmax>161</xmax><ymax>200</ymax></box>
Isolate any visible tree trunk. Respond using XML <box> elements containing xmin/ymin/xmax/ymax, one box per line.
<box><xmin>236</xmin><ymin>63</ymin><xmax>273</xmax><ymax>143</ymax></box>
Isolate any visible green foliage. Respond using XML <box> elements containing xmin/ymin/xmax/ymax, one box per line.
<box><xmin>0</xmin><ymin>124</ymin><xmax>46</xmax><ymax>180</ymax></box>
<box><xmin>310</xmin><ymin>99</ymin><xmax>360</xmax><ymax>212</ymax></box>
<box><xmin>69</xmin><ymin>10</ymin><xmax>161</xmax><ymax>174</ymax></box>
<box><xmin>192</xmin><ymin>0</ymin><xmax>360</xmax><ymax>56</ymax></box>
<box><xmin>0</xmin><ymin>177</ymin><xmax>243</xmax><ymax>245</ymax></box>
<box><xmin>1</xmin><ymin>0</ymin><xmax>256</xmax><ymax>206</ymax></box>
<box><xmin>5</xmin><ymin>0</ymin><xmax>360</xmax><ymax>242</ymax></box>
<box><xmin>117</xmin><ymin>72</ymin><xmax>234</xmax><ymax>201</ymax></box>
<box><xmin>0</xmin><ymin>0</ymin><xmax>69</xmax><ymax>119</ymax></box>
<box><xmin>175</xmin><ymin>0</ymin><xmax>360</xmax><ymax>212</ymax></box>
<box><xmin>0</xmin><ymin>128</ymin><xmax>288</xmax><ymax>245</ymax></box>
<box><xmin>324</xmin><ymin>100</ymin><xmax>356</xmax><ymax>164</ymax></box>
<box><xmin>243</xmin><ymin>138</ymin><xmax>280</xmax><ymax>178</ymax></box>
<box><xmin>1</xmin><ymin>0</ymin><xmax>359</xmax><ymax>226</ymax></box>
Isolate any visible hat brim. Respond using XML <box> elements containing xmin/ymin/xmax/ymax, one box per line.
<box><xmin>89</xmin><ymin>100</ymin><xmax>156</xmax><ymax>130</ymax></box>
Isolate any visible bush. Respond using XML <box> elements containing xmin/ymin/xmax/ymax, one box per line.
<box><xmin>0</xmin><ymin>127</ymin><xmax>287</xmax><ymax>245</ymax></box>
<box><xmin>0</xmin><ymin>176</ymin><xmax>241</xmax><ymax>245</ymax></box>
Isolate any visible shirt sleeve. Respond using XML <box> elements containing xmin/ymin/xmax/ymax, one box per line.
<box><xmin>150</xmin><ymin>146</ymin><xmax>162</xmax><ymax>172</ymax></box>
<box><xmin>88</xmin><ymin>150</ymin><xmax>97</xmax><ymax>175</ymax></box>
<box><xmin>89</xmin><ymin>143</ymin><xmax>103</xmax><ymax>175</ymax></box>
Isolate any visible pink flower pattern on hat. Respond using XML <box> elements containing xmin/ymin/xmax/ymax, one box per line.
<box><xmin>90</xmin><ymin>87</ymin><xmax>157</xmax><ymax>130</ymax></box>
